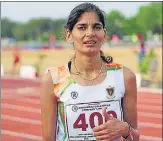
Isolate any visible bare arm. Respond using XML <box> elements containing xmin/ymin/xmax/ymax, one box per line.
<box><xmin>40</xmin><ymin>72</ymin><xmax>57</xmax><ymax>141</ymax></box>
<box><xmin>123</xmin><ymin>66</ymin><xmax>140</xmax><ymax>141</ymax></box>
<box><xmin>93</xmin><ymin>66</ymin><xmax>139</xmax><ymax>141</ymax></box>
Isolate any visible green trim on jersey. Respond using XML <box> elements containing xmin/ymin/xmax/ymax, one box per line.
<box><xmin>60</xmin><ymin>80</ymin><xmax>76</xmax><ymax>96</ymax></box>
<box><xmin>107</xmin><ymin>67</ymin><xmax>121</xmax><ymax>71</ymax></box>
<box><xmin>58</xmin><ymin>102</ymin><xmax>66</xmax><ymax>141</ymax></box>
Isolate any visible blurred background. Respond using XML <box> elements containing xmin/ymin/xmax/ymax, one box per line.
<box><xmin>1</xmin><ymin>2</ymin><xmax>162</xmax><ymax>141</ymax></box>
<box><xmin>1</xmin><ymin>2</ymin><xmax>162</xmax><ymax>88</ymax></box>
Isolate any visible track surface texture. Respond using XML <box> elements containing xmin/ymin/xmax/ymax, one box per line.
<box><xmin>1</xmin><ymin>77</ymin><xmax>162</xmax><ymax>141</ymax></box>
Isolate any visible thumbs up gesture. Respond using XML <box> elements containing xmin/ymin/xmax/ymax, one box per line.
<box><xmin>93</xmin><ymin>107</ymin><xmax>130</xmax><ymax>141</ymax></box>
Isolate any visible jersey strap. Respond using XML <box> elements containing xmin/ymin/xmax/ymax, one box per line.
<box><xmin>48</xmin><ymin>65</ymin><xmax>75</xmax><ymax>101</ymax></box>
<box><xmin>105</xmin><ymin>63</ymin><xmax>123</xmax><ymax>71</ymax></box>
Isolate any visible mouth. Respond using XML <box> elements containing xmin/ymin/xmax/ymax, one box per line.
<box><xmin>84</xmin><ymin>40</ymin><xmax>97</xmax><ymax>46</ymax></box>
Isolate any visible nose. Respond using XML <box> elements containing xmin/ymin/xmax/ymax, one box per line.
<box><xmin>86</xmin><ymin>27</ymin><xmax>95</xmax><ymax>37</ymax></box>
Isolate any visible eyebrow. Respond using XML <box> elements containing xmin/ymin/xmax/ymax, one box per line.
<box><xmin>77</xmin><ymin>22</ymin><xmax>103</xmax><ymax>26</ymax></box>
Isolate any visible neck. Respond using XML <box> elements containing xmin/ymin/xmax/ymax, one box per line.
<box><xmin>74</xmin><ymin>52</ymin><xmax>102</xmax><ymax>74</ymax></box>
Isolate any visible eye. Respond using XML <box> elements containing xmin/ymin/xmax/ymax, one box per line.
<box><xmin>78</xmin><ymin>26</ymin><xmax>86</xmax><ymax>30</ymax></box>
<box><xmin>94</xmin><ymin>26</ymin><xmax>102</xmax><ymax>30</ymax></box>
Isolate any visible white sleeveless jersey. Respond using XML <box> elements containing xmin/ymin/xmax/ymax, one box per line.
<box><xmin>48</xmin><ymin>62</ymin><xmax>125</xmax><ymax>141</ymax></box>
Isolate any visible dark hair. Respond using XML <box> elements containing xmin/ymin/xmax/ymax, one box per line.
<box><xmin>100</xmin><ymin>50</ymin><xmax>113</xmax><ymax>64</ymax></box>
<box><xmin>66</xmin><ymin>3</ymin><xmax>106</xmax><ymax>31</ymax></box>
<box><xmin>66</xmin><ymin>2</ymin><xmax>113</xmax><ymax>64</ymax></box>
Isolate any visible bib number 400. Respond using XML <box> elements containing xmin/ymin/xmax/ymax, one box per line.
<box><xmin>73</xmin><ymin>111</ymin><xmax>117</xmax><ymax>131</ymax></box>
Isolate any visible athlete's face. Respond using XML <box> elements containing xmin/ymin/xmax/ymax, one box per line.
<box><xmin>66</xmin><ymin>12</ymin><xmax>106</xmax><ymax>56</ymax></box>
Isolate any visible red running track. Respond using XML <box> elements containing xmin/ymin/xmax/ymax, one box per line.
<box><xmin>1</xmin><ymin>77</ymin><xmax>162</xmax><ymax>141</ymax></box>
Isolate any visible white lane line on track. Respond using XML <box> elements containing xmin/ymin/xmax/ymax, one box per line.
<box><xmin>2</xmin><ymin>77</ymin><xmax>162</xmax><ymax>93</ymax></box>
<box><xmin>2</xmin><ymin>89</ymin><xmax>40</xmax><ymax>97</ymax></box>
<box><xmin>2</xmin><ymin>103</ymin><xmax>41</xmax><ymax>113</ymax></box>
<box><xmin>2</xmin><ymin>103</ymin><xmax>162</xmax><ymax>118</ymax></box>
<box><xmin>2</xmin><ymin>93</ymin><xmax>162</xmax><ymax>106</ymax></box>
<box><xmin>1</xmin><ymin>130</ymin><xmax>42</xmax><ymax>141</ymax></box>
<box><xmin>137</xmin><ymin>99</ymin><xmax>162</xmax><ymax>104</ymax></box>
<box><xmin>137</xmin><ymin>105</ymin><xmax>162</xmax><ymax>111</ymax></box>
<box><xmin>2</xmin><ymin>94</ymin><xmax>40</xmax><ymax>104</ymax></box>
<box><xmin>3</xmin><ymin>87</ymin><xmax>161</xmax><ymax>96</ymax></box>
<box><xmin>138</xmin><ymin>88</ymin><xmax>162</xmax><ymax>94</ymax></box>
<box><xmin>140</xmin><ymin>135</ymin><xmax>162</xmax><ymax>141</ymax></box>
<box><xmin>1</xmin><ymin>130</ymin><xmax>162</xmax><ymax>141</ymax></box>
<box><xmin>2</xmin><ymin>115</ymin><xmax>41</xmax><ymax>125</ymax></box>
<box><xmin>138</xmin><ymin>96</ymin><xmax>162</xmax><ymax>100</ymax></box>
<box><xmin>2</xmin><ymin>114</ymin><xmax>162</xmax><ymax>129</ymax></box>
<box><xmin>139</xmin><ymin>122</ymin><xmax>162</xmax><ymax>128</ymax></box>
<box><xmin>138</xmin><ymin>112</ymin><xmax>162</xmax><ymax>118</ymax></box>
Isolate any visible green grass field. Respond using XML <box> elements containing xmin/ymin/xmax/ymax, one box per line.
<box><xmin>1</xmin><ymin>47</ymin><xmax>162</xmax><ymax>82</ymax></box>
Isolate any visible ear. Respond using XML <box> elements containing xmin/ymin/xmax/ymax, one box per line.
<box><xmin>66</xmin><ymin>29</ymin><xmax>73</xmax><ymax>43</ymax></box>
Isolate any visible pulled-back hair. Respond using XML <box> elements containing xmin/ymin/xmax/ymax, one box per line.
<box><xmin>65</xmin><ymin>3</ymin><xmax>105</xmax><ymax>31</ymax></box>
<box><xmin>66</xmin><ymin>2</ymin><xmax>113</xmax><ymax>64</ymax></box>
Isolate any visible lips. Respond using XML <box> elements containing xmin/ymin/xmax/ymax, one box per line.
<box><xmin>84</xmin><ymin>40</ymin><xmax>97</xmax><ymax>44</ymax></box>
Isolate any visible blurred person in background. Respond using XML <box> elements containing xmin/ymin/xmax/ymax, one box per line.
<box><xmin>40</xmin><ymin>3</ymin><xmax>140</xmax><ymax>141</ymax></box>
<box><xmin>139</xmin><ymin>48</ymin><xmax>158</xmax><ymax>84</ymax></box>
<box><xmin>148</xmin><ymin>49</ymin><xmax>158</xmax><ymax>86</ymax></box>
<box><xmin>137</xmin><ymin>33</ymin><xmax>146</xmax><ymax>67</ymax></box>
<box><xmin>34</xmin><ymin>53</ymin><xmax>47</xmax><ymax>77</ymax></box>
<box><xmin>11</xmin><ymin>44</ymin><xmax>21</xmax><ymax>75</ymax></box>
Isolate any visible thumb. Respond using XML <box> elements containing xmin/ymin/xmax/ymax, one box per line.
<box><xmin>102</xmin><ymin>107</ymin><xmax>112</xmax><ymax>121</ymax></box>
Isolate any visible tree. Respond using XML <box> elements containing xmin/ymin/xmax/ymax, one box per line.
<box><xmin>122</xmin><ymin>16</ymin><xmax>141</xmax><ymax>35</ymax></box>
<box><xmin>106</xmin><ymin>10</ymin><xmax>126</xmax><ymax>38</ymax></box>
<box><xmin>136</xmin><ymin>2</ymin><xmax>162</xmax><ymax>36</ymax></box>
<box><xmin>1</xmin><ymin>18</ymin><xmax>17</xmax><ymax>38</ymax></box>
<box><xmin>1</xmin><ymin>2</ymin><xmax>162</xmax><ymax>41</ymax></box>
<box><xmin>52</xmin><ymin>19</ymin><xmax>66</xmax><ymax>40</ymax></box>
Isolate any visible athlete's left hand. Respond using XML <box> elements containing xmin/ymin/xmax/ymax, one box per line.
<box><xmin>93</xmin><ymin>107</ymin><xmax>129</xmax><ymax>141</ymax></box>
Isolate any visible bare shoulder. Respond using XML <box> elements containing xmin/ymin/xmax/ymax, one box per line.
<box><xmin>122</xmin><ymin>66</ymin><xmax>137</xmax><ymax>95</ymax></box>
<box><xmin>40</xmin><ymin>72</ymin><xmax>54</xmax><ymax>96</ymax></box>
<box><xmin>123</xmin><ymin>66</ymin><xmax>136</xmax><ymax>83</ymax></box>
<box><xmin>41</xmin><ymin>72</ymin><xmax>53</xmax><ymax>85</ymax></box>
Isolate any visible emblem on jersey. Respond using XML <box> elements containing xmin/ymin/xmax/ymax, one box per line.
<box><xmin>106</xmin><ymin>85</ymin><xmax>115</xmax><ymax>99</ymax></box>
<box><xmin>72</xmin><ymin>105</ymin><xmax>78</xmax><ymax>112</ymax></box>
<box><xmin>71</xmin><ymin>91</ymin><xmax>78</xmax><ymax>99</ymax></box>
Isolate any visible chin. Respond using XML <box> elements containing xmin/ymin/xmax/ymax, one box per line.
<box><xmin>84</xmin><ymin>48</ymin><xmax>100</xmax><ymax>56</ymax></box>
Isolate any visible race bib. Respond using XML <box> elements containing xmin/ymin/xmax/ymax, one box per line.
<box><xmin>65</xmin><ymin>100</ymin><xmax>122</xmax><ymax>140</ymax></box>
